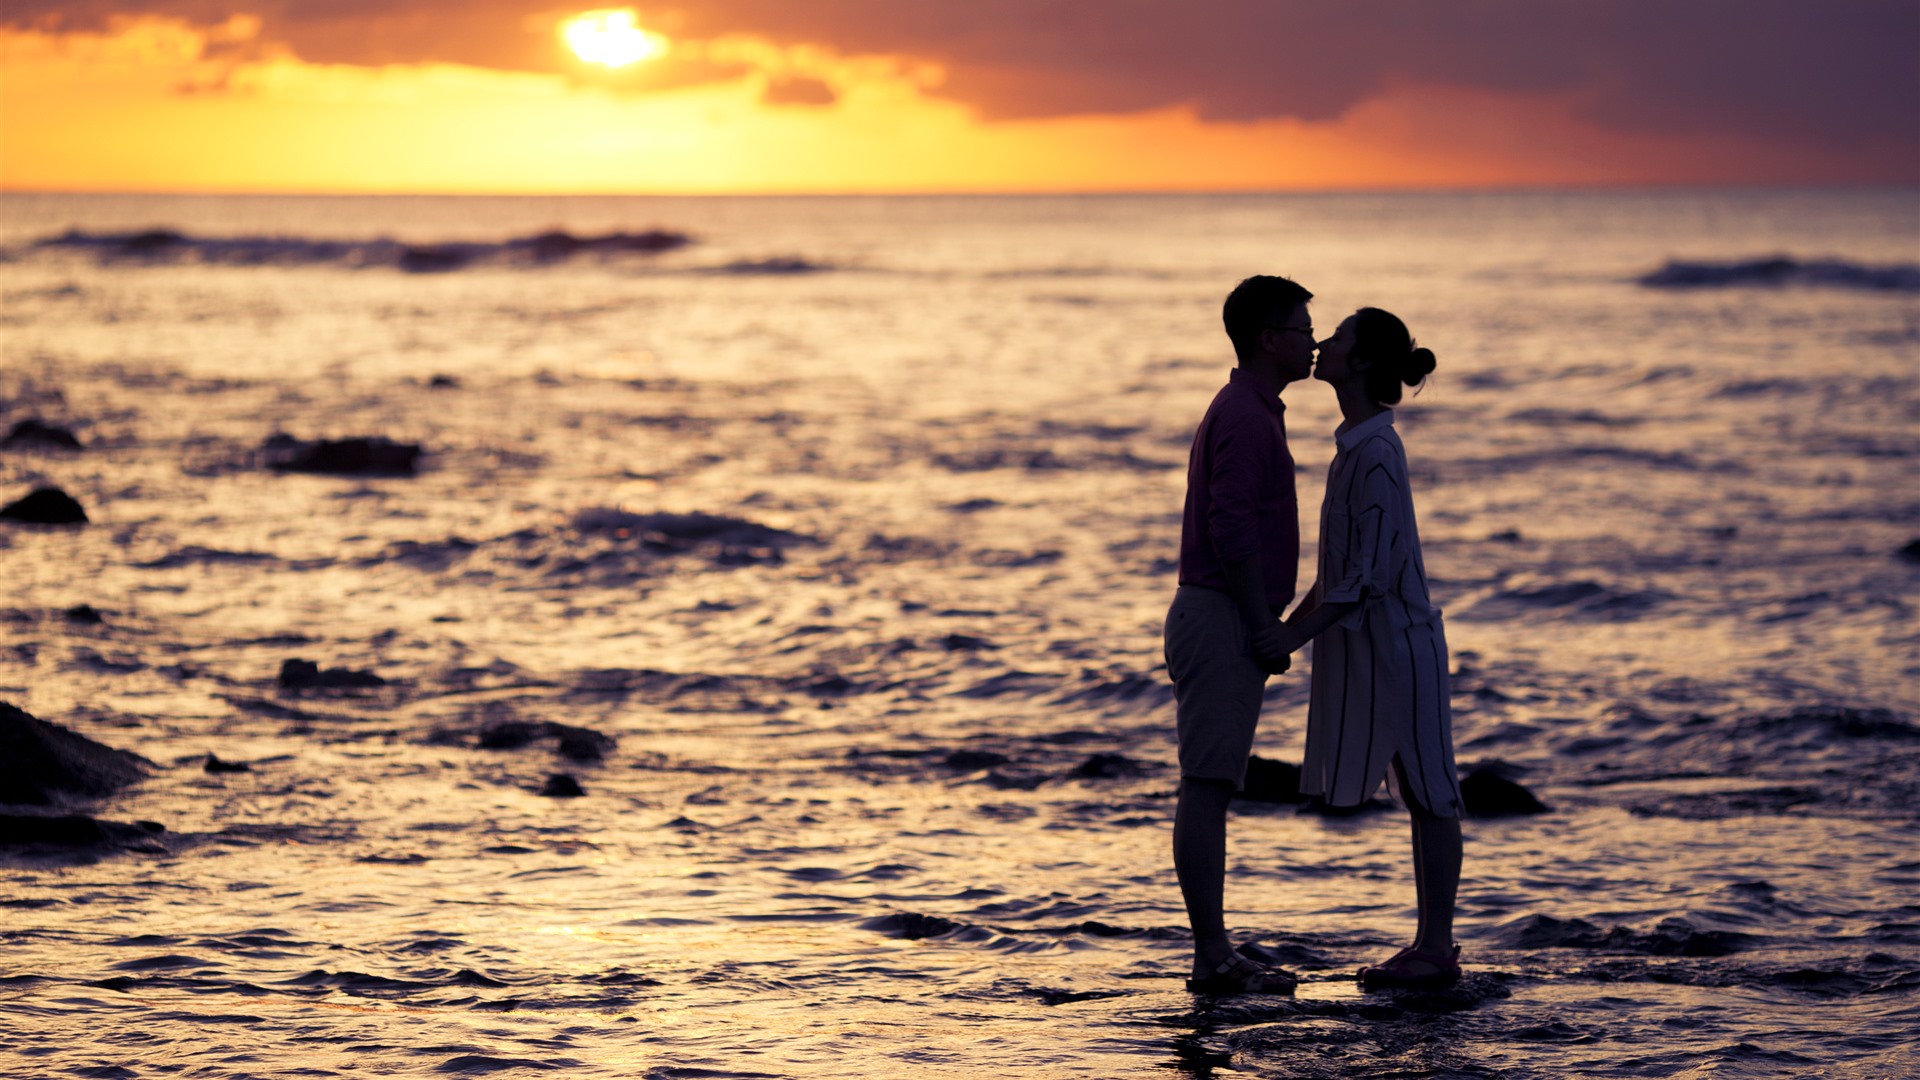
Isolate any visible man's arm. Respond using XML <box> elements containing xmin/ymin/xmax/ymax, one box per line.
<box><xmin>1221</xmin><ymin>557</ymin><xmax>1289</xmax><ymax>674</ymax></box>
<box><xmin>1204</xmin><ymin>409</ymin><xmax>1291</xmax><ymax>672</ymax></box>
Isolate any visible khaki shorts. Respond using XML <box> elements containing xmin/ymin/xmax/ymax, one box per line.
<box><xmin>1164</xmin><ymin>585</ymin><xmax>1269</xmax><ymax>788</ymax></box>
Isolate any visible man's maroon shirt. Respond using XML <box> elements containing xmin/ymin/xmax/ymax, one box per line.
<box><xmin>1176</xmin><ymin>367</ymin><xmax>1299</xmax><ymax>609</ymax></box>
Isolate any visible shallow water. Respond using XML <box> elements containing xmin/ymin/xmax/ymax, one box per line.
<box><xmin>1</xmin><ymin>190</ymin><xmax>1917</xmax><ymax>1078</ymax></box>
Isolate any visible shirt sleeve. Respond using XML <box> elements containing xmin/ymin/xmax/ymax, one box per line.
<box><xmin>1321</xmin><ymin>442</ymin><xmax>1405</xmax><ymax>625</ymax></box>
<box><xmin>1203</xmin><ymin>406</ymin><xmax>1265</xmax><ymax>563</ymax></box>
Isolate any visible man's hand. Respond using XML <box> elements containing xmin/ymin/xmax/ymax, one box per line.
<box><xmin>1251</xmin><ymin>620</ymin><xmax>1295</xmax><ymax>674</ymax></box>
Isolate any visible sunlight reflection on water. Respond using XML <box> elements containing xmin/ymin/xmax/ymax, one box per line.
<box><xmin>1</xmin><ymin>190</ymin><xmax>1916</xmax><ymax>1077</ymax></box>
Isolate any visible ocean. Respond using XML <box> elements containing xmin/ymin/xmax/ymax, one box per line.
<box><xmin>1</xmin><ymin>189</ymin><xmax>1916</xmax><ymax>1078</ymax></box>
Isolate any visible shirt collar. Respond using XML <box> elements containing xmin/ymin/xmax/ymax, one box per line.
<box><xmin>1228</xmin><ymin>367</ymin><xmax>1286</xmax><ymax>417</ymax></box>
<box><xmin>1334</xmin><ymin>409</ymin><xmax>1393</xmax><ymax>450</ymax></box>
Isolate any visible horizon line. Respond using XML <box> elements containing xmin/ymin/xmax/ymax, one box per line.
<box><xmin>4</xmin><ymin>179</ymin><xmax>1916</xmax><ymax>200</ymax></box>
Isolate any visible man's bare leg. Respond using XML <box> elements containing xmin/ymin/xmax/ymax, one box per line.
<box><xmin>1174</xmin><ymin>776</ymin><xmax>1238</xmax><ymax>977</ymax></box>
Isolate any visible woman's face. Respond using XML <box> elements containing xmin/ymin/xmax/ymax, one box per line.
<box><xmin>1312</xmin><ymin>315</ymin><xmax>1360</xmax><ymax>383</ymax></box>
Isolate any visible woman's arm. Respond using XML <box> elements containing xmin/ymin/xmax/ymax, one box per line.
<box><xmin>1275</xmin><ymin>590</ymin><xmax>1361</xmax><ymax>655</ymax></box>
<box><xmin>1289</xmin><ymin>579</ymin><xmax>1324</xmax><ymax>622</ymax></box>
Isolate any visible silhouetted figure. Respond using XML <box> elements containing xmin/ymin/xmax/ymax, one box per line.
<box><xmin>1165</xmin><ymin>275</ymin><xmax>1314</xmax><ymax>995</ymax></box>
<box><xmin>1272</xmin><ymin>307</ymin><xmax>1465</xmax><ymax>990</ymax></box>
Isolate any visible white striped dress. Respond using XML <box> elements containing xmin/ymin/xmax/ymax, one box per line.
<box><xmin>1301</xmin><ymin>410</ymin><xmax>1463</xmax><ymax>817</ymax></box>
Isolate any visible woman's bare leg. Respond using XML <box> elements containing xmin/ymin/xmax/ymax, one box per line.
<box><xmin>1394</xmin><ymin>758</ymin><xmax>1461</xmax><ymax>955</ymax></box>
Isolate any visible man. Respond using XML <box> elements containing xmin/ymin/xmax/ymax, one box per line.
<box><xmin>1164</xmin><ymin>274</ymin><xmax>1315</xmax><ymax>994</ymax></box>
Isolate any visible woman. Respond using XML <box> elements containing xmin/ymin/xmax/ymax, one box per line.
<box><xmin>1274</xmin><ymin>307</ymin><xmax>1464</xmax><ymax>989</ymax></box>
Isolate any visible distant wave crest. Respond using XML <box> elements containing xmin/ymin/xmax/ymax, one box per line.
<box><xmin>1638</xmin><ymin>256</ymin><xmax>1920</xmax><ymax>292</ymax></box>
<box><xmin>34</xmin><ymin>226</ymin><xmax>693</xmax><ymax>272</ymax></box>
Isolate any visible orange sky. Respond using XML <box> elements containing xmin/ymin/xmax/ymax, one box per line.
<box><xmin>3</xmin><ymin>4</ymin><xmax>1915</xmax><ymax>194</ymax></box>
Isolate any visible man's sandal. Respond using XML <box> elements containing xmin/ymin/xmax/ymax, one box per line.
<box><xmin>1357</xmin><ymin>944</ymin><xmax>1461</xmax><ymax>990</ymax></box>
<box><xmin>1185</xmin><ymin>954</ymin><xmax>1299</xmax><ymax>995</ymax></box>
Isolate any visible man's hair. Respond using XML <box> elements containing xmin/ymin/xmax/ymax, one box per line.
<box><xmin>1222</xmin><ymin>275</ymin><xmax>1314</xmax><ymax>362</ymax></box>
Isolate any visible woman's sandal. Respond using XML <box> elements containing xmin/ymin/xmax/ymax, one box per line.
<box><xmin>1357</xmin><ymin>944</ymin><xmax>1462</xmax><ymax>990</ymax></box>
<box><xmin>1185</xmin><ymin>954</ymin><xmax>1299</xmax><ymax>996</ymax></box>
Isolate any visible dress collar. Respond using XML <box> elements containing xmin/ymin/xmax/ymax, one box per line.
<box><xmin>1334</xmin><ymin>408</ymin><xmax>1393</xmax><ymax>450</ymax></box>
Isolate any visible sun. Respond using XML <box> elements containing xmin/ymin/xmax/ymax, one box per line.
<box><xmin>561</xmin><ymin>9</ymin><xmax>668</xmax><ymax>68</ymax></box>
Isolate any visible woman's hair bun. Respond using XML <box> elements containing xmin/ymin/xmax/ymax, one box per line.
<box><xmin>1405</xmin><ymin>345</ymin><xmax>1437</xmax><ymax>384</ymax></box>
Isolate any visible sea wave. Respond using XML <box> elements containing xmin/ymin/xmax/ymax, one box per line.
<box><xmin>1637</xmin><ymin>256</ymin><xmax>1920</xmax><ymax>292</ymax></box>
<box><xmin>31</xmin><ymin>227</ymin><xmax>693</xmax><ymax>272</ymax></box>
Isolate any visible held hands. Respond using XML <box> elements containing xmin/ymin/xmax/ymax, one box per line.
<box><xmin>1252</xmin><ymin>620</ymin><xmax>1306</xmax><ymax>675</ymax></box>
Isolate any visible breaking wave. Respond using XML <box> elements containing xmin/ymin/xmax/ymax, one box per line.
<box><xmin>32</xmin><ymin>227</ymin><xmax>693</xmax><ymax>272</ymax></box>
<box><xmin>1638</xmin><ymin>256</ymin><xmax>1920</xmax><ymax>292</ymax></box>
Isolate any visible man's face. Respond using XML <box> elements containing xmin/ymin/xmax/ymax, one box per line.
<box><xmin>1266</xmin><ymin>302</ymin><xmax>1316</xmax><ymax>384</ymax></box>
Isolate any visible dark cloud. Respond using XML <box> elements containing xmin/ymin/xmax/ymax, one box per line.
<box><xmin>661</xmin><ymin>0</ymin><xmax>1920</xmax><ymax>147</ymax></box>
<box><xmin>6</xmin><ymin>0</ymin><xmax>1916</xmax><ymax>152</ymax></box>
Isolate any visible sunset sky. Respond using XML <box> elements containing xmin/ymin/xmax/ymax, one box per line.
<box><xmin>3</xmin><ymin>0</ymin><xmax>1916</xmax><ymax>194</ymax></box>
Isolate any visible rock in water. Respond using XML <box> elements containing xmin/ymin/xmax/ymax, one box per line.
<box><xmin>278</xmin><ymin>658</ymin><xmax>386</xmax><ymax>689</ymax></box>
<box><xmin>552</xmin><ymin>725</ymin><xmax>615</xmax><ymax>762</ymax></box>
<box><xmin>1</xmin><ymin>419</ymin><xmax>83</xmax><ymax>451</ymax></box>
<box><xmin>0</xmin><ymin>814</ymin><xmax>165</xmax><ymax>847</ymax></box>
<box><xmin>0</xmin><ymin>702</ymin><xmax>152</xmax><ymax>805</ymax></box>
<box><xmin>0</xmin><ymin>813</ymin><xmax>109</xmax><ymax>845</ymax></box>
<box><xmin>0</xmin><ymin>486</ymin><xmax>88</xmax><ymax>525</ymax></box>
<box><xmin>539</xmin><ymin>774</ymin><xmax>585</xmax><ymax>798</ymax></box>
<box><xmin>470</xmin><ymin>719</ymin><xmax>616</xmax><ymax>761</ymax></box>
<box><xmin>1460</xmin><ymin>767</ymin><xmax>1549</xmax><ymax>816</ymax></box>
<box><xmin>1239</xmin><ymin>756</ymin><xmax>1304</xmax><ymax>803</ymax></box>
<box><xmin>261</xmin><ymin>434</ymin><xmax>422</xmax><ymax>476</ymax></box>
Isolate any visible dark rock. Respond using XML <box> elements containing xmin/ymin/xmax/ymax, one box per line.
<box><xmin>0</xmin><ymin>486</ymin><xmax>88</xmax><ymax>525</ymax></box>
<box><xmin>474</xmin><ymin>719</ymin><xmax>543</xmax><ymax>750</ymax></box>
<box><xmin>427</xmin><ymin>374</ymin><xmax>460</xmax><ymax>388</ymax></box>
<box><xmin>1071</xmin><ymin>752</ymin><xmax>1146</xmax><ymax>779</ymax></box>
<box><xmin>1</xmin><ymin>419</ymin><xmax>83</xmax><ymax>450</ymax></box>
<box><xmin>1461</xmin><ymin>767</ymin><xmax>1550</xmax><ymax>816</ymax></box>
<box><xmin>1897</xmin><ymin>539</ymin><xmax>1920</xmax><ymax>565</ymax></box>
<box><xmin>943</xmin><ymin>749</ymin><xmax>1010</xmax><ymax>770</ymax></box>
<box><xmin>538</xmin><ymin>773</ymin><xmax>585</xmax><ymax>798</ymax></box>
<box><xmin>553</xmin><ymin>725</ymin><xmax>615</xmax><ymax>762</ymax></box>
<box><xmin>1238</xmin><ymin>756</ymin><xmax>1304</xmax><ymax>803</ymax></box>
<box><xmin>472</xmin><ymin>719</ymin><xmax>615</xmax><ymax>761</ymax></box>
<box><xmin>277</xmin><ymin>658</ymin><xmax>386</xmax><ymax>689</ymax></box>
<box><xmin>63</xmin><ymin>605</ymin><xmax>105</xmax><ymax>624</ymax></box>
<box><xmin>1487</xmin><ymin>528</ymin><xmax>1524</xmax><ymax>543</ymax></box>
<box><xmin>0</xmin><ymin>813</ymin><xmax>161</xmax><ymax>848</ymax></box>
<box><xmin>262</xmin><ymin>434</ymin><xmax>423</xmax><ymax>476</ymax></box>
<box><xmin>203</xmin><ymin>753</ymin><xmax>251</xmax><ymax>774</ymax></box>
<box><xmin>0</xmin><ymin>813</ymin><xmax>106</xmax><ymax>845</ymax></box>
<box><xmin>0</xmin><ymin>810</ymin><xmax>163</xmax><ymax>845</ymax></box>
<box><xmin>0</xmin><ymin>702</ymin><xmax>151</xmax><ymax>805</ymax></box>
